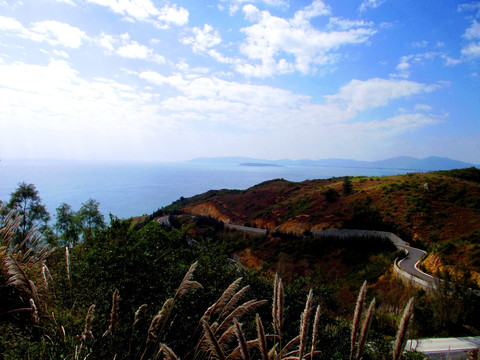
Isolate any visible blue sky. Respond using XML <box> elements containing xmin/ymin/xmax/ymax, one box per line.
<box><xmin>0</xmin><ymin>0</ymin><xmax>479</xmax><ymax>163</ymax></box>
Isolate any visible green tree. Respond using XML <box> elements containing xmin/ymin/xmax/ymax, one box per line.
<box><xmin>6</xmin><ymin>182</ymin><xmax>50</xmax><ymax>243</ymax></box>
<box><xmin>55</xmin><ymin>202</ymin><xmax>81</xmax><ymax>246</ymax></box>
<box><xmin>78</xmin><ymin>198</ymin><xmax>105</xmax><ymax>240</ymax></box>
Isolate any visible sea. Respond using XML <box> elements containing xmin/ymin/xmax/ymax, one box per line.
<box><xmin>0</xmin><ymin>158</ymin><xmax>409</xmax><ymax>221</ymax></box>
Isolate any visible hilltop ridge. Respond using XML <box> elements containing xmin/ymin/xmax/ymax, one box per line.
<box><xmin>165</xmin><ymin>167</ymin><xmax>480</xmax><ymax>282</ymax></box>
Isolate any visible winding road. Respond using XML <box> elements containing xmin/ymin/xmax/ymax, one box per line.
<box><xmin>397</xmin><ymin>244</ymin><xmax>436</xmax><ymax>287</ymax></box>
<box><xmin>157</xmin><ymin>215</ymin><xmax>479</xmax><ymax>356</ymax></box>
<box><xmin>158</xmin><ymin>215</ymin><xmax>435</xmax><ymax>287</ymax></box>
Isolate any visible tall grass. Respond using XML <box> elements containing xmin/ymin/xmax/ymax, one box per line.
<box><xmin>0</xmin><ymin>208</ymin><xmax>417</xmax><ymax>360</ymax></box>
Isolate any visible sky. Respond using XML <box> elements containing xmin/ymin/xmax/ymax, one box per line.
<box><xmin>0</xmin><ymin>0</ymin><xmax>479</xmax><ymax>163</ymax></box>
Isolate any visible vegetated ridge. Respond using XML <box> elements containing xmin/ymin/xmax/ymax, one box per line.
<box><xmin>165</xmin><ymin>167</ymin><xmax>480</xmax><ymax>284</ymax></box>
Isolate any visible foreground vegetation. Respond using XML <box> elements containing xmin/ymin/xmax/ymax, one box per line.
<box><xmin>1</xmin><ymin>170</ymin><xmax>480</xmax><ymax>359</ymax></box>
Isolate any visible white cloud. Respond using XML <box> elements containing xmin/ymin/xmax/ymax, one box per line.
<box><xmin>86</xmin><ymin>0</ymin><xmax>159</xmax><ymax>21</ymax></box>
<box><xmin>53</xmin><ymin>49</ymin><xmax>69</xmax><ymax>58</ymax></box>
<box><xmin>462</xmin><ymin>20</ymin><xmax>480</xmax><ymax>58</ymax></box>
<box><xmin>414</xmin><ymin>104</ymin><xmax>432</xmax><ymax>112</ymax></box>
<box><xmin>157</xmin><ymin>4</ymin><xmax>188</xmax><ymax>26</ymax></box>
<box><xmin>358</xmin><ymin>0</ymin><xmax>386</xmax><ymax>13</ymax></box>
<box><xmin>393</xmin><ymin>52</ymin><xmax>460</xmax><ymax>78</ymax></box>
<box><xmin>182</xmin><ymin>24</ymin><xmax>238</xmax><ymax>64</ymax></box>
<box><xmin>182</xmin><ymin>24</ymin><xmax>221</xmax><ymax>53</ymax></box>
<box><xmin>326</xmin><ymin>78</ymin><xmax>437</xmax><ymax>112</ymax></box>
<box><xmin>328</xmin><ymin>17</ymin><xmax>373</xmax><ymax>30</ymax></box>
<box><xmin>0</xmin><ymin>16</ymin><xmax>88</xmax><ymax>48</ymax></box>
<box><xmin>411</xmin><ymin>40</ymin><xmax>428</xmax><ymax>48</ymax></box>
<box><xmin>238</xmin><ymin>3</ymin><xmax>375</xmax><ymax>77</ymax></box>
<box><xmin>0</xmin><ymin>15</ymin><xmax>25</xmax><ymax>32</ymax></box>
<box><xmin>85</xmin><ymin>0</ymin><xmax>188</xmax><ymax>27</ymax></box>
<box><xmin>30</xmin><ymin>20</ymin><xmax>88</xmax><ymax>48</ymax></box>
<box><xmin>0</xmin><ymin>54</ymin><xmax>441</xmax><ymax>161</ymax></box>
<box><xmin>0</xmin><ymin>0</ymin><xmax>23</xmax><ymax>8</ymax></box>
<box><xmin>220</xmin><ymin>0</ymin><xmax>288</xmax><ymax>16</ymax></box>
<box><xmin>54</xmin><ymin>0</ymin><xmax>76</xmax><ymax>5</ymax></box>
<box><xmin>458</xmin><ymin>2</ymin><xmax>480</xmax><ymax>17</ymax></box>
<box><xmin>465</xmin><ymin>20</ymin><xmax>480</xmax><ymax>39</ymax></box>
<box><xmin>97</xmin><ymin>32</ymin><xmax>165</xmax><ymax>63</ymax></box>
<box><xmin>0</xmin><ymin>59</ymin><xmax>170</xmax><ymax>160</ymax></box>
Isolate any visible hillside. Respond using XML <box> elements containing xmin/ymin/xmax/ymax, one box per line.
<box><xmin>165</xmin><ymin>168</ymin><xmax>480</xmax><ymax>281</ymax></box>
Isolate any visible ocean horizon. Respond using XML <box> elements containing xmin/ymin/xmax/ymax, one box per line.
<box><xmin>0</xmin><ymin>158</ymin><xmax>410</xmax><ymax>221</ymax></box>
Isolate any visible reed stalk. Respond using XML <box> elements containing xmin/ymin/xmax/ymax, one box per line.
<box><xmin>310</xmin><ymin>305</ymin><xmax>321</xmax><ymax>360</ymax></box>
<box><xmin>393</xmin><ymin>297</ymin><xmax>414</xmax><ymax>360</ymax></box>
<box><xmin>350</xmin><ymin>281</ymin><xmax>367</xmax><ymax>360</ymax></box>
<box><xmin>233</xmin><ymin>318</ymin><xmax>250</xmax><ymax>360</ymax></box>
<box><xmin>355</xmin><ymin>298</ymin><xmax>376</xmax><ymax>360</ymax></box>
<box><xmin>256</xmin><ymin>314</ymin><xmax>269</xmax><ymax>360</ymax></box>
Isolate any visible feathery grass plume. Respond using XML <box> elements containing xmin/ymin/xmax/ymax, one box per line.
<box><xmin>202</xmin><ymin>320</ymin><xmax>226</xmax><ymax>360</ymax></box>
<box><xmin>80</xmin><ymin>305</ymin><xmax>95</xmax><ymax>343</ymax></box>
<box><xmin>268</xmin><ymin>344</ymin><xmax>278</xmax><ymax>360</ymax></box>
<box><xmin>233</xmin><ymin>318</ymin><xmax>250</xmax><ymax>360</ymax></box>
<box><xmin>65</xmin><ymin>247</ymin><xmax>71</xmax><ymax>284</ymax></box>
<box><xmin>30</xmin><ymin>298</ymin><xmax>39</xmax><ymax>324</ymax></box>
<box><xmin>310</xmin><ymin>305</ymin><xmax>321</xmax><ymax>360</ymax></box>
<box><xmin>203</xmin><ymin>277</ymin><xmax>243</xmax><ymax>322</ymax></box>
<box><xmin>218</xmin><ymin>285</ymin><xmax>250</xmax><ymax>320</ymax></box>
<box><xmin>134</xmin><ymin>304</ymin><xmax>148</xmax><ymax>327</ymax></box>
<box><xmin>174</xmin><ymin>261</ymin><xmax>203</xmax><ymax>300</ymax></box>
<box><xmin>256</xmin><ymin>314</ymin><xmax>269</xmax><ymax>360</ymax></box>
<box><xmin>272</xmin><ymin>273</ymin><xmax>279</xmax><ymax>333</ymax></box>
<box><xmin>216</xmin><ymin>299</ymin><xmax>268</xmax><ymax>335</ymax></box>
<box><xmin>146</xmin><ymin>298</ymin><xmax>175</xmax><ymax>346</ymax></box>
<box><xmin>298</xmin><ymin>289</ymin><xmax>313</xmax><ymax>360</ymax></box>
<box><xmin>157</xmin><ymin>343</ymin><xmax>179</xmax><ymax>360</ymax></box>
<box><xmin>42</xmin><ymin>263</ymin><xmax>52</xmax><ymax>292</ymax></box>
<box><xmin>276</xmin><ymin>276</ymin><xmax>284</xmax><ymax>339</ymax></box>
<box><xmin>128</xmin><ymin>304</ymin><xmax>148</xmax><ymax>357</ymax></box>
<box><xmin>350</xmin><ymin>281</ymin><xmax>367</xmax><ymax>360</ymax></box>
<box><xmin>393</xmin><ymin>297</ymin><xmax>414</xmax><ymax>360</ymax></box>
<box><xmin>4</xmin><ymin>253</ymin><xmax>40</xmax><ymax>306</ymax></box>
<box><xmin>277</xmin><ymin>335</ymin><xmax>300</xmax><ymax>359</ymax></box>
<box><xmin>218</xmin><ymin>324</ymin><xmax>238</xmax><ymax>351</ymax></box>
<box><xmin>355</xmin><ymin>298</ymin><xmax>376</xmax><ymax>360</ymax></box>
<box><xmin>103</xmin><ymin>289</ymin><xmax>120</xmax><ymax>338</ymax></box>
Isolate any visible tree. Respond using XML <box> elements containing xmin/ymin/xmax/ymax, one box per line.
<box><xmin>78</xmin><ymin>198</ymin><xmax>105</xmax><ymax>240</ymax></box>
<box><xmin>55</xmin><ymin>203</ymin><xmax>81</xmax><ymax>247</ymax></box>
<box><xmin>7</xmin><ymin>182</ymin><xmax>50</xmax><ymax>243</ymax></box>
<box><xmin>343</xmin><ymin>176</ymin><xmax>354</xmax><ymax>195</ymax></box>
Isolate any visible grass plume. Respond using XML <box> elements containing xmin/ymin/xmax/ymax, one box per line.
<box><xmin>233</xmin><ymin>318</ymin><xmax>250</xmax><ymax>360</ymax></box>
<box><xmin>310</xmin><ymin>305</ymin><xmax>321</xmax><ymax>360</ymax></box>
<box><xmin>256</xmin><ymin>314</ymin><xmax>268</xmax><ymax>360</ymax></box>
<box><xmin>298</xmin><ymin>289</ymin><xmax>313</xmax><ymax>360</ymax></box>
<box><xmin>80</xmin><ymin>305</ymin><xmax>95</xmax><ymax>343</ymax></box>
<box><xmin>103</xmin><ymin>289</ymin><xmax>120</xmax><ymax>338</ymax></box>
<box><xmin>350</xmin><ymin>281</ymin><xmax>367</xmax><ymax>360</ymax></box>
<box><xmin>393</xmin><ymin>297</ymin><xmax>415</xmax><ymax>360</ymax></box>
<box><xmin>355</xmin><ymin>298</ymin><xmax>376</xmax><ymax>360</ymax></box>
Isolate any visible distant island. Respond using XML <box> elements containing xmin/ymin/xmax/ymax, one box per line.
<box><xmin>240</xmin><ymin>162</ymin><xmax>284</xmax><ymax>167</ymax></box>
<box><xmin>190</xmin><ymin>155</ymin><xmax>478</xmax><ymax>171</ymax></box>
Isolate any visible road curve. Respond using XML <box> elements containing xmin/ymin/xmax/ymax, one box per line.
<box><xmin>397</xmin><ymin>245</ymin><xmax>436</xmax><ymax>286</ymax></box>
<box><xmin>156</xmin><ymin>214</ymin><xmax>436</xmax><ymax>288</ymax></box>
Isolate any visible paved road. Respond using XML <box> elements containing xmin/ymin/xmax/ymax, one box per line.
<box><xmin>405</xmin><ymin>337</ymin><xmax>480</xmax><ymax>358</ymax></box>
<box><xmin>224</xmin><ymin>223</ymin><xmax>267</xmax><ymax>235</ymax></box>
<box><xmin>397</xmin><ymin>245</ymin><xmax>436</xmax><ymax>286</ymax></box>
<box><xmin>157</xmin><ymin>216</ymin><xmax>170</xmax><ymax>227</ymax></box>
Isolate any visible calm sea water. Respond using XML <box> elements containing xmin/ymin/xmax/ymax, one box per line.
<box><xmin>0</xmin><ymin>159</ymin><xmax>407</xmax><ymax>220</ymax></box>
